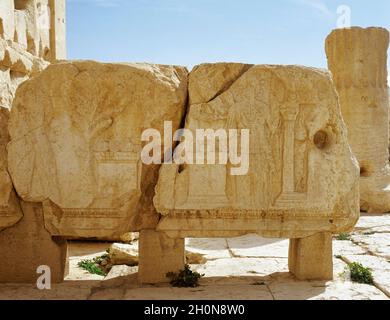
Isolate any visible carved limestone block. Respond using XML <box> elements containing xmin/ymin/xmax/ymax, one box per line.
<box><xmin>154</xmin><ymin>64</ymin><xmax>360</xmax><ymax>239</ymax></box>
<box><xmin>7</xmin><ymin>61</ymin><xmax>188</xmax><ymax>238</ymax></box>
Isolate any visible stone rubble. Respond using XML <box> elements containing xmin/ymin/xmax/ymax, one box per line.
<box><xmin>108</xmin><ymin>243</ymin><xmax>138</xmax><ymax>266</ymax></box>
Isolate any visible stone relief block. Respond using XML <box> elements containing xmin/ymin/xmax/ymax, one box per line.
<box><xmin>154</xmin><ymin>64</ymin><xmax>360</xmax><ymax>239</ymax></box>
<box><xmin>8</xmin><ymin>61</ymin><xmax>188</xmax><ymax>238</ymax></box>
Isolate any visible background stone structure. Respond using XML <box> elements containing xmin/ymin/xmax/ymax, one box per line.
<box><xmin>0</xmin><ymin>0</ymin><xmax>67</xmax><ymax>283</ymax></box>
<box><xmin>0</xmin><ymin>0</ymin><xmax>66</xmax><ymax>62</ymax></box>
<box><xmin>0</xmin><ymin>0</ymin><xmax>65</xmax><ymax>110</ymax></box>
<box><xmin>326</xmin><ymin>27</ymin><xmax>390</xmax><ymax>213</ymax></box>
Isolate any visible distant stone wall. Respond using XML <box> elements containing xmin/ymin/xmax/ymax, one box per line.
<box><xmin>0</xmin><ymin>0</ymin><xmax>66</xmax><ymax>110</ymax></box>
<box><xmin>0</xmin><ymin>39</ymin><xmax>48</xmax><ymax>110</ymax></box>
<box><xmin>0</xmin><ymin>0</ymin><xmax>66</xmax><ymax>62</ymax></box>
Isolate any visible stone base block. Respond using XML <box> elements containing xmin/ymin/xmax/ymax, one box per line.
<box><xmin>289</xmin><ymin>232</ymin><xmax>333</xmax><ymax>281</ymax></box>
<box><xmin>0</xmin><ymin>202</ymin><xmax>68</xmax><ymax>284</ymax></box>
<box><xmin>138</xmin><ymin>230</ymin><xmax>185</xmax><ymax>284</ymax></box>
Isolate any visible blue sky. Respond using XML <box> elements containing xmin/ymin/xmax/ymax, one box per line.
<box><xmin>67</xmin><ymin>0</ymin><xmax>390</xmax><ymax>73</ymax></box>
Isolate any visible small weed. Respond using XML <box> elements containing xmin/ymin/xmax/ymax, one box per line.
<box><xmin>78</xmin><ymin>253</ymin><xmax>112</xmax><ymax>276</ymax></box>
<box><xmin>348</xmin><ymin>262</ymin><xmax>374</xmax><ymax>285</ymax></box>
<box><xmin>167</xmin><ymin>265</ymin><xmax>204</xmax><ymax>288</ymax></box>
<box><xmin>336</xmin><ymin>233</ymin><xmax>351</xmax><ymax>241</ymax></box>
<box><xmin>78</xmin><ymin>259</ymin><xmax>107</xmax><ymax>276</ymax></box>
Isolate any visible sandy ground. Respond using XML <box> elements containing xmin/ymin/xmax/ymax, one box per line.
<box><xmin>0</xmin><ymin>214</ymin><xmax>389</xmax><ymax>300</ymax></box>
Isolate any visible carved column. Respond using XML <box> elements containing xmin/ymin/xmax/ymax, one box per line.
<box><xmin>281</xmin><ymin>105</ymin><xmax>299</xmax><ymax>194</ymax></box>
<box><xmin>49</xmin><ymin>0</ymin><xmax>67</xmax><ymax>61</ymax></box>
<box><xmin>326</xmin><ymin>27</ymin><xmax>390</xmax><ymax>213</ymax></box>
<box><xmin>276</xmin><ymin>101</ymin><xmax>306</xmax><ymax>207</ymax></box>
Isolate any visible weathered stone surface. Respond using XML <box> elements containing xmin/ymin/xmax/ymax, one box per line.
<box><xmin>351</xmin><ymin>233</ymin><xmax>390</xmax><ymax>259</ymax></box>
<box><xmin>326</xmin><ymin>27</ymin><xmax>390</xmax><ymax>213</ymax></box>
<box><xmin>8</xmin><ymin>61</ymin><xmax>188</xmax><ymax>238</ymax></box>
<box><xmin>227</xmin><ymin>235</ymin><xmax>289</xmax><ymax>258</ymax></box>
<box><xmin>108</xmin><ymin>243</ymin><xmax>138</xmax><ymax>266</ymax></box>
<box><xmin>289</xmin><ymin>233</ymin><xmax>333</xmax><ymax>280</ymax></box>
<box><xmin>1</xmin><ymin>82</ymin><xmax>67</xmax><ymax>285</ymax></box>
<box><xmin>1</xmin><ymin>0</ymin><xmax>66</xmax><ymax>62</ymax></box>
<box><xmin>2</xmin><ymin>267</ymin><xmax>388</xmax><ymax>300</ymax></box>
<box><xmin>107</xmin><ymin>240</ymin><xmax>209</xmax><ymax>266</ymax></box>
<box><xmin>120</xmin><ymin>232</ymin><xmax>139</xmax><ymax>243</ymax></box>
<box><xmin>189</xmin><ymin>62</ymin><xmax>252</xmax><ymax>105</ymax></box>
<box><xmin>0</xmin><ymin>201</ymin><xmax>68</xmax><ymax>284</ymax></box>
<box><xmin>333</xmin><ymin>240</ymin><xmax>367</xmax><ymax>256</ymax></box>
<box><xmin>342</xmin><ymin>255</ymin><xmax>390</xmax><ymax>297</ymax></box>
<box><xmin>124</xmin><ymin>285</ymin><xmax>274</xmax><ymax>300</ymax></box>
<box><xmin>0</xmin><ymin>107</ymin><xmax>23</xmax><ymax>231</ymax></box>
<box><xmin>0</xmin><ymin>39</ymin><xmax>49</xmax><ymax>110</ymax></box>
<box><xmin>104</xmin><ymin>265</ymin><xmax>138</xmax><ymax>282</ymax></box>
<box><xmin>194</xmin><ymin>257</ymin><xmax>289</xmax><ymax>278</ymax></box>
<box><xmin>0</xmin><ymin>0</ymin><xmax>63</xmax><ymax>116</ymax></box>
<box><xmin>155</xmin><ymin>64</ymin><xmax>360</xmax><ymax>239</ymax></box>
<box><xmin>186</xmin><ymin>251</ymin><xmax>207</xmax><ymax>265</ymax></box>
<box><xmin>0</xmin><ymin>283</ymin><xmax>92</xmax><ymax>300</ymax></box>
<box><xmin>355</xmin><ymin>214</ymin><xmax>390</xmax><ymax>231</ymax></box>
<box><xmin>186</xmin><ymin>238</ymin><xmax>231</xmax><ymax>260</ymax></box>
<box><xmin>0</xmin><ymin>0</ymin><xmax>15</xmax><ymax>41</ymax></box>
<box><xmin>268</xmin><ymin>276</ymin><xmax>388</xmax><ymax>300</ymax></box>
<box><xmin>138</xmin><ymin>230</ymin><xmax>185</xmax><ymax>284</ymax></box>
<box><xmin>49</xmin><ymin>0</ymin><xmax>67</xmax><ymax>61</ymax></box>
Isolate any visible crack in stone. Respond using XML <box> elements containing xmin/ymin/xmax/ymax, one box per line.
<box><xmin>205</xmin><ymin>65</ymin><xmax>254</xmax><ymax>104</ymax></box>
<box><xmin>266</xmin><ymin>284</ymin><xmax>276</xmax><ymax>300</ymax></box>
<box><xmin>225</xmin><ymin>239</ymin><xmax>236</xmax><ymax>258</ymax></box>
